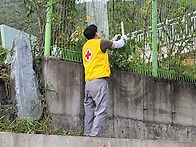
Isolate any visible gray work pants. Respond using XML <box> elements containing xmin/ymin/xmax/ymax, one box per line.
<box><xmin>84</xmin><ymin>78</ymin><xmax>109</xmax><ymax>137</ymax></box>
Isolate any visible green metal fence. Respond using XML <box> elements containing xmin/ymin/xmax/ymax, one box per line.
<box><xmin>48</xmin><ymin>0</ymin><xmax>196</xmax><ymax>83</ymax></box>
<box><xmin>51</xmin><ymin>46</ymin><xmax>82</xmax><ymax>63</ymax></box>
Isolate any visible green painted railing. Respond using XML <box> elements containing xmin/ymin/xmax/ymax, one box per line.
<box><xmin>51</xmin><ymin>46</ymin><xmax>196</xmax><ymax>83</ymax></box>
<box><xmin>51</xmin><ymin>46</ymin><xmax>82</xmax><ymax>63</ymax></box>
<box><xmin>45</xmin><ymin>0</ymin><xmax>196</xmax><ymax>84</ymax></box>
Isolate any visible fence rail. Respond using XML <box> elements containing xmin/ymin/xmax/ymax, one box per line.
<box><xmin>49</xmin><ymin>0</ymin><xmax>196</xmax><ymax>83</ymax></box>
<box><xmin>51</xmin><ymin>46</ymin><xmax>82</xmax><ymax>63</ymax></box>
<box><xmin>130</xmin><ymin>11</ymin><xmax>196</xmax><ymax>47</ymax></box>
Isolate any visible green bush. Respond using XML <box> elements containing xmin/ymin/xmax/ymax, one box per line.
<box><xmin>0</xmin><ymin>46</ymin><xmax>9</xmax><ymax>66</ymax></box>
<box><xmin>0</xmin><ymin>114</ymin><xmax>84</xmax><ymax>136</ymax></box>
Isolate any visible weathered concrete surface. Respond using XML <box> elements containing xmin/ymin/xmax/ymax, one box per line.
<box><xmin>42</xmin><ymin>57</ymin><xmax>196</xmax><ymax>141</ymax></box>
<box><xmin>10</xmin><ymin>35</ymin><xmax>41</xmax><ymax>119</ymax></box>
<box><xmin>42</xmin><ymin>57</ymin><xmax>85</xmax><ymax>131</ymax></box>
<box><xmin>0</xmin><ymin>132</ymin><xmax>196</xmax><ymax>147</ymax></box>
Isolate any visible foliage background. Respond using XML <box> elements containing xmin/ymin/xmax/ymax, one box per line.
<box><xmin>0</xmin><ymin>0</ymin><xmax>39</xmax><ymax>36</ymax></box>
<box><xmin>0</xmin><ymin>0</ymin><xmax>195</xmax><ymax>81</ymax></box>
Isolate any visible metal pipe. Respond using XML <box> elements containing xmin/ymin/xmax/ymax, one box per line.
<box><xmin>152</xmin><ymin>0</ymin><xmax>158</xmax><ymax>77</ymax></box>
<box><xmin>44</xmin><ymin>0</ymin><xmax>52</xmax><ymax>56</ymax></box>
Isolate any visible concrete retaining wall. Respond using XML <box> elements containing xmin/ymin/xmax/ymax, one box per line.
<box><xmin>0</xmin><ymin>132</ymin><xmax>196</xmax><ymax>147</ymax></box>
<box><xmin>42</xmin><ymin>57</ymin><xmax>196</xmax><ymax>142</ymax></box>
<box><xmin>42</xmin><ymin>57</ymin><xmax>85</xmax><ymax>132</ymax></box>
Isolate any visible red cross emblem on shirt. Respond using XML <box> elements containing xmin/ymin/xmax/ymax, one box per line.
<box><xmin>85</xmin><ymin>50</ymin><xmax>92</xmax><ymax>60</ymax></box>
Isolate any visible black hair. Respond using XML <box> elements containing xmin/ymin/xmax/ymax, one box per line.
<box><xmin>83</xmin><ymin>24</ymin><xmax>97</xmax><ymax>40</ymax></box>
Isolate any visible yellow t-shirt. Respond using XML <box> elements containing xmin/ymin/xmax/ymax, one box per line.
<box><xmin>82</xmin><ymin>39</ymin><xmax>111</xmax><ymax>82</ymax></box>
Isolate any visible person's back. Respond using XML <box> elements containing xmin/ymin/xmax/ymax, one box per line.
<box><xmin>82</xmin><ymin>24</ymin><xmax>126</xmax><ymax>137</ymax></box>
<box><xmin>83</xmin><ymin>38</ymin><xmax>110</xmax><ymax>82</ymax></box>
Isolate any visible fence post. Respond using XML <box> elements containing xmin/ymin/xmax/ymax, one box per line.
<box><xmin>44</xmin><ymin>0</ymin><xmax>53</xmax><ymax>56</ymax></box>
<box><xmin>152</xmin><ymin>0</ymin><xmax>158</xmax><ymax>77</ymax></box>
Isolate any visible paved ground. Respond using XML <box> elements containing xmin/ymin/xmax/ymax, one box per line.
<box><xmin>0</xmin><ymin>132</ymin><xmax>196</xmax><ymax>147</ymax></box>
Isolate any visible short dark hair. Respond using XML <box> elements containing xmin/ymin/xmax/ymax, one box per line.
<box><xmin>84</xmin><ymin>24</ymin><xmax>97</xmax><ymax>40</ymax></box>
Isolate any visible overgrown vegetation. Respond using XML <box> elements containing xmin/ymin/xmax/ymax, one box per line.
<box><xmin>5</xmin><ymin>0</ymin><xmax>194</xmax><ymax>81</ymax></box>
<box><xmin>0</xmin><ymin>46</ymin><xmax>9</xmax><ymax>68</ymax></box>
<box><xmin>0</xmin><ymin>114</ymin><xmax>84</xmax><ymax>136</ymax></box>
<box><xmin>39</xmin><ymin>0</ymin><xmax>195</xmax><ymax>81</ymax></box>
<box><xmin>107</xmin><ymin>0</ymin><xmax>196</xmax><ymax>80</ymax></box>
<box><xmin>0</xmin><ymin>46</ymin><xmax>10</xmax><ymax>100</ymax></box>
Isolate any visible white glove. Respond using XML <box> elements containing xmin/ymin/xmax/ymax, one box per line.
<box><xmin>114</xmin><ymin>38</ymin><xmax>125</xmax><ymax>48</ymax></box>
<box><xmin>112</xmin><ymin>34</ymin><xmax>120</xmax><ymax>41</ymax></box>
<box><xmin>121</xmin><ymin>35</ymin><xmax>128</xmax><ymax>41</ymax></box>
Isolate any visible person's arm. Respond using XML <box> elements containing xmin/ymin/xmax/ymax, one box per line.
<box><xmin>112</xmin><ymin>38</ymin><xmax>125</xmax><ymax>48</ymax></box>
<box><xmin>111</xmin><ymin>34</ymin><xmax>127</xmax><ymax>48</ymax></box>
<box><xmin>100</xmin><ymin>35</ymin><xmax>127</xmax><ymax>53</ymax></box>
<box><xmin>100</xmin><ymin>40</ymin><xmax>113</xmax><ymax>53</ymax></box>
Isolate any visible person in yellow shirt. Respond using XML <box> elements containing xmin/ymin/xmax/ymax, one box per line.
<box><xmin>82</xmin><ymin>24</ymin><xmax>127</xmax><ymax>137</ymax></box>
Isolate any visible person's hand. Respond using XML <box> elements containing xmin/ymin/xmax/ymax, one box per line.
<box><xmin>121</xmin><ymin>35</ymin><xmax>128</xmax><ymax>41</ymax></box>
<box><xmin>112</xmin><ymin>34</ymin><xmax>120</xmax><ymax>41</ymax></box>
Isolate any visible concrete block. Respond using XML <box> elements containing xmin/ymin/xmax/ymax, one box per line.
<box><xmin>17</xmin><ymin>133</ymin><xmax>44</xmax><ymax>147</ymax></box>
<box><xmin>87</xmin><ymin>137</ymin><xmax>100</xmax><ymax>147</ymax></box>
<box><xmin>144</xmin><ymin>121</ymin><xmax>196</xmax><ymax>141</ymax></box>
<box><xmin>110</xmin><ymin>71</ymin><xmax>143</xmax><ymax>120</ymax></box>
<box><xmin>119</xmin><ymin>139</ymin><xmax>132</xmax><ymax>147</ymax></box>
<box><xmin>66</xmin><ymin>136</ymin><xmax>80</xmax><ymax>147</ymax></box>
<box><xmin>128</xmin><ymin>119</ymin><xmax>145</xmax><ymax>140</ymax></box>
<box><xmin>107</xmin><ymin>85</ymin><xmax>114</xmax><ymax>118</ymax></box>
<box><xmin>146</xmin><ymin>140</ymin><xmax>161</xmax><ymax>147</ymax></box>
<box><xmin>113</xmin><ymin>117</ymin><xmax>130</xmax><ymax>138</ymax></box>
<box><xmin>43</xmin><ymin>57</ymin><xmax>85</xmax><ymax>117</ymax></box>
<box><xmin>159</xmin><ymin>124</ymin><xmax>173</xmax><ymax>140</ymax></box>
<box><xmin>104</xmin><ymin>117</ymin><xmax>114</xmax><ymax>138</ymax></box>
<box><xmin>108</xmin><ymin>138</ymin><xmax>120</xmax><ymax>147</ymax></box>
<box><xmin>0</xmin><ymin>132</ymin><xmax>14</xmax><ymax>147</ymax></box>
<box><xmin>186</xmin><ymin>127</ymin><xmax>196</xmax><ymax>142</ymax></box>
<box><xmin>190</xmin><ymin>142</ymin><xmax>196</xmax><ymax>147</ymax></box>
<box><xmin>143</xmin><ymin>77</ymin><xmax>172</xmax><ymax>124</ymax></box>
<box><xmin>172</xmin><ymin>82</ymin><xmax>196</xmax><ymax>126</ymax></box>
<box><xmin>131</xmin><ymin>139</ymin><xmax>143</xmax><ymax>147</ymax></box>
<box><xmin>97</xmin><ymin>137</ymin><xmax>109</xmax><ymax>147</ymax></box>
<box><xmin>51</xmin><ymin>114</ymin><xmax>83</xmax><ymax>132</ymax></box>
<box><xmin>145</xmin><ymin>123</ymin><xmax>162</xmax><ymax>140</ymax></box>
<box><xmin>42</xmin><ymin>58</ymin><xmax>196</xmax><ymax>142</ymax></box>
<box><xmin>1</xmin><ymin>133</ymin><xmax>196</xmax><ymax>147</ymax></box>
